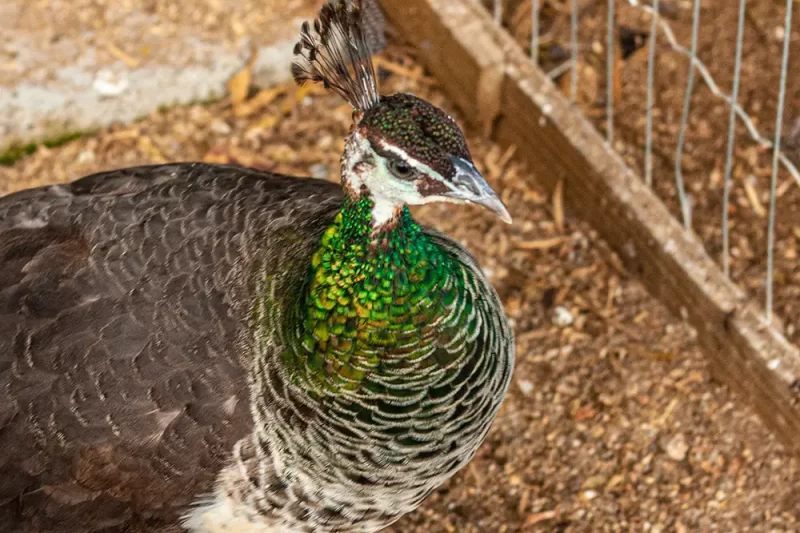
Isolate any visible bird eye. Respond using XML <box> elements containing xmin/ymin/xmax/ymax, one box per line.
<box><xmin>388</xmin><ymin>159</ymin><xmax>414</xmax><ymax>180</ymax></box>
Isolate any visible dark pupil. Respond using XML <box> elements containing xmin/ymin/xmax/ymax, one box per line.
<box><xmin>392</xmin><ymin>161</ymin><xmax>412</xmax><ymax>177</ymax></box>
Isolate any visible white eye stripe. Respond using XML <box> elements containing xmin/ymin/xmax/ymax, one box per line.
<box><xmin>376</xmin><ymin>140</ymin><xmax>449</xmax><ymax>185</ymax></box>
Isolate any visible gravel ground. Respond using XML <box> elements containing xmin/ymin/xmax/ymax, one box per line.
<box><xmin>1</xmin><ymin>40</ymin><xmax>798</xmax><ymax>531</ymax></box>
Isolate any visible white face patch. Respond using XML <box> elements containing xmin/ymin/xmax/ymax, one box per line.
<box><xmin>341</xmin><ymin>131</ymin><xmax>458</xmax><ymax>227</ymax></box>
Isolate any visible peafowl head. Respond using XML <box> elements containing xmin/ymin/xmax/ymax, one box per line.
<box><xmin>292</xmin><ymin>0</ymin><xmax>511</xmax><ymax>228</ymax></box>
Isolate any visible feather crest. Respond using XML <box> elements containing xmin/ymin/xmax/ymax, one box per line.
<box><xmin>291</xmin><ymin>0</ymin><xmax>380</xmax><ymax>111</ymax></box>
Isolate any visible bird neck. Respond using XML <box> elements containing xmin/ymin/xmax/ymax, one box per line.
<box><xmin>285</xmin><ymin>194</ymin><xmax>457</xmax><ymax>394</ymax></box>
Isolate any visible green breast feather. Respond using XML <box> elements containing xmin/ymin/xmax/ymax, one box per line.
<box><xmin>283</xmin><ymin>196</ymin><xmax>477</xmax><ymax>396</ymax></box>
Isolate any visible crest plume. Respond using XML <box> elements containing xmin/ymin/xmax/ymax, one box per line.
<box><xmin>292</xmin><ymin>0</ymin><xmax>380</xmax><ymax>112</ymax></box>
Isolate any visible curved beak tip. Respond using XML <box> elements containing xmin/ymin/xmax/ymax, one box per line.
<box><xmin>498</xmin><ymin>206</ymin><xmax>513</xmax><ymax>225</ymax></box>
<box><xmin>478</xmin><ymin>195</ymin><xmax>513</xmax><ymax>225</ymax></box>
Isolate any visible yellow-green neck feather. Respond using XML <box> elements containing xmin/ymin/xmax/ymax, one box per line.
<box><xmin>284</xmin><ymin>195</ymin><xmax>464</xmax><ymax>395</ymax></box>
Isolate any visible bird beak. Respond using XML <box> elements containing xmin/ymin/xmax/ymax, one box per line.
<box><xmin>445</xmin><ymin>157</ymin><xmax>512</xmax><ymax>224</ymax></box>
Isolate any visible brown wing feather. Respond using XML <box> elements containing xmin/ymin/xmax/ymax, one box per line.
<box><xmin>0</xmin><ymin>163</ymin><xmax>343</xmax><ymax>532</ymax></box>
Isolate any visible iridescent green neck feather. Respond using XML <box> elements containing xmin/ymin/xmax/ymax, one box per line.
<box><xmin>284</xmin><ymin>195</ymin><xmax>465</xmax><ymax>395</ymax></box>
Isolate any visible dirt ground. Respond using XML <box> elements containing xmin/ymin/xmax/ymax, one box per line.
<box><xmin>1</xmin><ymin>4</ymin><xmax>800</xmax><ymax>533</ymax></box>
<box><xmin>499</xmin><ymin>0</ymin><xmax>800</xmax><ymax>344</ymax></box>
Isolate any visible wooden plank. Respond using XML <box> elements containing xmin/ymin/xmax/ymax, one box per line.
<box><xmin>380</xmin><ymin>0</ymin><xmax>800</xmax><ymax>454</ymax></box>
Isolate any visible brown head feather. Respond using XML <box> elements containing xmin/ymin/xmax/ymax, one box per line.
<box><xmin>291</xmin><ymin>0</ymin><xmax>379</xmax><ymax>112</ymax></box>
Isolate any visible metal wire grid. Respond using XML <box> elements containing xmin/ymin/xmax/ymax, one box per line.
<box><xmin>491</xmin><ymin>0</ymin><xmax>796</xmax><ymax>324</ymax></box>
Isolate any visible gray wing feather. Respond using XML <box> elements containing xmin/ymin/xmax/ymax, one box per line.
<box><xmin>0</xmin><ymin>163</ymin><xmax>343</xmax><ymax>532</ymax></box>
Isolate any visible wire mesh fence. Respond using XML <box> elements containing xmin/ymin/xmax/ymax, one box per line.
<box><xmin>483</xmin><ymin>0</ymin><xmax>799</xmax><ymax>342</ymax></box>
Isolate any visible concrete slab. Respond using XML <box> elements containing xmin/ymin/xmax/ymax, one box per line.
<box><xmin>0</xmin><ymin>0</ymin><xmax>321</xmax><ymax>153</ymax></box>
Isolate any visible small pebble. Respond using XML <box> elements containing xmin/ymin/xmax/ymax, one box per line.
<box><xmin>517</xmin><ymin>379</ymin><xmax>534</xmax><ymax>396</ymax></box>
<box><xmin>77</xmin><ymin>150</ymin><xmax>95</xmax><ymax>163</ymax></box>
<box><xmin>93</xmin><ymin>69</ymin><xmax>129</xmax><ymax>96</ymax></box>
<box><xmin>552</xmin><ymin>306</ymin><xmax>574</xmax><ymax>327</ymax></box>
<box><xmin>664</xmin><ymin>433</ymin><xmax>689</xmax><ymax>462</ymax></box>
<box><xmin>211</xmin><ymin>120</ymin><xmax>232</xmax><ymax>135</ymax></box>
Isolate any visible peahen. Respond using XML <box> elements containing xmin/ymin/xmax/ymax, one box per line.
<box><xmin>0</xmin><ymin>1</ymin><xmax>515</xmax><ymax>532</ymax></box>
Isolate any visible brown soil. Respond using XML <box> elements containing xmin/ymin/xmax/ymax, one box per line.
<box><xmin>498</xmin><ymin>0</ymin><xmax>800</xmax><ymax>343</ymax></box>
<box><xmin>1</xmin><ymin>7</ymin><xmax>799</xmax><ymax>533</ymax></box>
